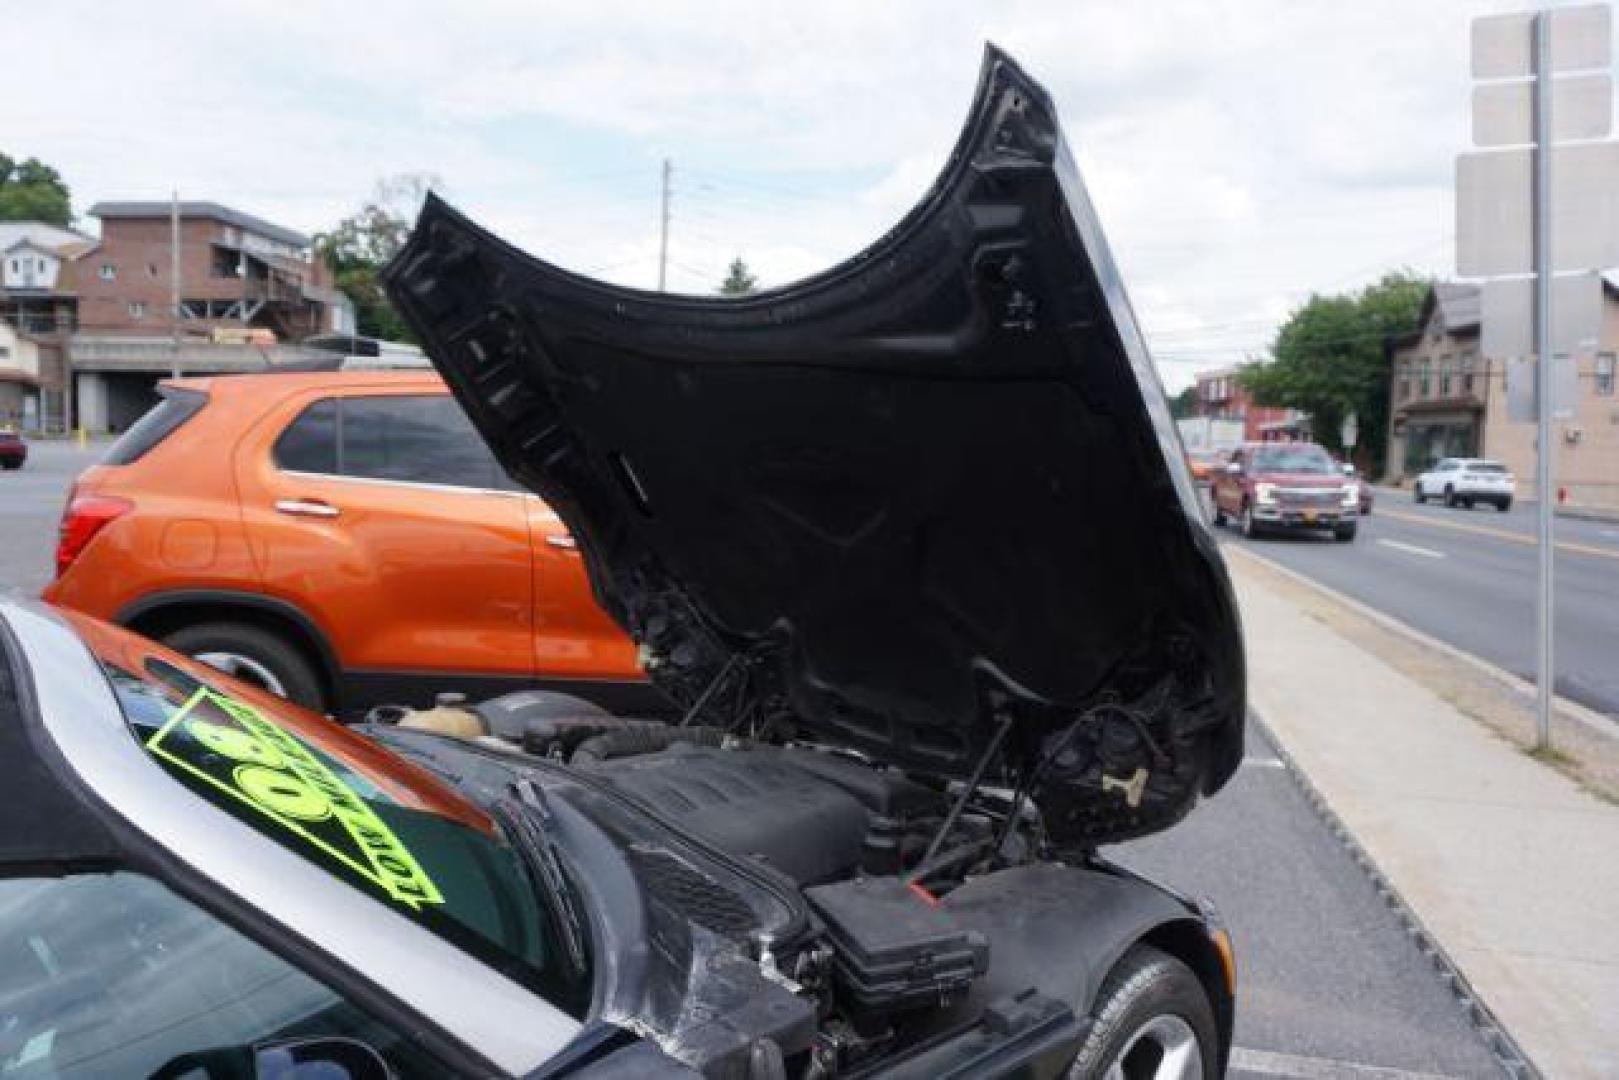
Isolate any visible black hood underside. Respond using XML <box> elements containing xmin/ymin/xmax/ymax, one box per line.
<box><xmin>383</xmin><ymin>46</ymin><xmax>1245</xmax><ymax>850</ymax></box>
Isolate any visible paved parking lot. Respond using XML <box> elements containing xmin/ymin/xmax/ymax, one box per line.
<box><xmin>0</xmin><ymin>439</ymin><xmax>101</xmax><ymax>599</ymax></box>
<box><xmin>1</xmin><ymin>448</ymin><xmax>1506</xmax><ymax>1076</ymax></box>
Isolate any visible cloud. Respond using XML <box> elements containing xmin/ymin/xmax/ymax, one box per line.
<box><xmin>8</xmin><ymin>0</ymin><xmax>1547</xmax><ymax>388</ymax></box>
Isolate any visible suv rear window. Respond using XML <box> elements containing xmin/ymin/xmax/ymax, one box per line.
<box><xmin>274</xmin><ymin>395</ymin><xmax>516</xmax><ymax>491</ymax></box>
<box><xmin>101</xmin><ymin>387</ymin><xmax>207</xmax><ymax>466</ymax></box>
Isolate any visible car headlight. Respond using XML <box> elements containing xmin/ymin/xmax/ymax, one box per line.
<box><xmin>1341</xmin><ymin>484</ymin><xmax>1358</xmax><ymax>508</ymax></box>
<box><xmin>1255</xmin><ymin>482</ymin><xmax>1278</xmax><ymax>505</ymax></box>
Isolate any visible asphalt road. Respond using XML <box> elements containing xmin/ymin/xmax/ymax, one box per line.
<box><xmin>0</xmin><ymin>438</ymin><xmax>99</xmax><ymax>599</ymax></box>
<box><xmin>1112</xmin><ymin>721</ymin><xmax>1503</xmax><ymax>1078</ymax></box>
<box><xmin>0</xmin><ymin>444</ymin><xmax>1508</xmax><ymax>1076</ymax></box>
<box><xmin>1214</xmin><ymin>486</ymin><xmax>1619</xmax><ymax>720</ymax></box>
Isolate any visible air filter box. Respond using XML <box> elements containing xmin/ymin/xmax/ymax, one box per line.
<box><xmin>804</xmin><ymin>877</ymin><xmax>988</xmax><ymax>1013</ymax></box>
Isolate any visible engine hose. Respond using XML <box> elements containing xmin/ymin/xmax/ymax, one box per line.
<box><xmin>571</xmin><ymin>724</ymin><xmax>729</xmax><ymax>764</ymax></box>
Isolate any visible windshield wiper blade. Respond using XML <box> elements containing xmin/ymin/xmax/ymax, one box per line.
<box><xmin>494</xmin><ymin>778</ymin><xmax>589</xmax><ymax>979</ymax></box>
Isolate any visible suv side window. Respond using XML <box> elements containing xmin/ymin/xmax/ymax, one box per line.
<box><xmin>274</xmin><ymin>398</ymin><xmax>338</xmax><ymax>474</ymax></box>
<box><xmin>0</xmin><ymin>872</ymin><xmax>447</xmax><ymax>1078</ymax></box>
<box><xmin>341</xmin><ymin>396</ymin><xmax>509</xmax><ymax>490</ymax></box>
<box><xmin>274</xmin><ymin>395</ymin><xmax>515</xmax><ymax>492</ymax></box>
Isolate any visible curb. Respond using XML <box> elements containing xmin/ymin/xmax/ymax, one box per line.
<box><xmin>1249</xmin><ymin>709</ymin><xmax>1539</xmax><ymax>1079</ymax></box>
<box><xmin>1224</xmin><ymin>545</ymin><xmax>1616</xmax><ymax>742</ymax></box>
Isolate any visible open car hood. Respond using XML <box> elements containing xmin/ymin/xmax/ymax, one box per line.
<box><xmin>383</xmin><ymin>46</ymin><xmax>1244</xmax><ymax>851</ymax></box>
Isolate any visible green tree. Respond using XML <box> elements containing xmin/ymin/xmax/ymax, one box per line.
<box><xmin>0</xmin><ymin>153</ymin><xmax>73</xmax><ymax>226</ymax></box>
<box><xmin>1242</xmin><ymin>270</ymin><xmax>1429</xmax><ymax>471</ymax></box>
<box><xmin>314</xmin><ymin>175</ymin><xmax>437</xmax><ymax>341</ymax></box>
<box><xmin>1168</xmin><ymin>384</ymin><xmax>1198</xmax><ymax>419</ymax></box>
<box><xmin>719</xmin><ymin>257</ymin><xmax>758</xmax><ymax>296</ymax></box>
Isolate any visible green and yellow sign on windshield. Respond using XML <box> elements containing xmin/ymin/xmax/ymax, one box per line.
<box><xmin>145</xmin><ymin>688</ymin><xmax>444</xmax><ymax>911</ymax></box>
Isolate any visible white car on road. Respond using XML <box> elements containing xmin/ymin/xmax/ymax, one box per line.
<box><xmin>1413</xmin><ymin>458</ymin><xmax>1516</xmax><ymax>511</ymax></box>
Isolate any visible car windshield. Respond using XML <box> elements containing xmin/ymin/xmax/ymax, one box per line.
<box><xmin>1251</xmin><ymin>445</ymin><xmax>1336</xmax><ymax>475</ymax></box>
<box><xmin>97</xmin><ymin>652</ymin><xmax>593</xmax><ymax>1017</ymax></box>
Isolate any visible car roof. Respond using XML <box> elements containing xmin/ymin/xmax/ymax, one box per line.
<box><xmin>163</xmin><ymin>370</ymin><xmax>448</xmax><ymax>396</ymax></box>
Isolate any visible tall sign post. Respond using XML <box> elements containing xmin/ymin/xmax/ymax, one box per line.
<box><xmin>1461</xmin><ymin>4</ymin><xmax>1616</xmax><ymax>750</ymax></box>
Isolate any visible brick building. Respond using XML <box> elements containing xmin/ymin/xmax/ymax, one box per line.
<box><xmin>1192</xmin><ymin>365</ymin><xmax>1304</xmax><ymax>442</ymax></box>
<box><xmin>1386</xmin><ymin>280</ymin><xmax>1619</xmax><ymax>509</ymax></box>
<box><xmin>68</xmin><ymin>202</ymin><xmax>354</xmax><ymax>431</ymax></box>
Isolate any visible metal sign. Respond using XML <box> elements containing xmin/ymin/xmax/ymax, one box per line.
<box><xmin>1457</xmin><ymin>142</ymin><xmax>1619</xmax><ymax>275</ymax></box>
<box><xmin>1471</xmin><ymin>73</ymin><xmax>1612</xmax><ymax>146</ymax></box>
<box><xmin>1471</xmin><ymin>4</ymin><xmax>1611</xmax><ymax>78</ymax></box>
<box><xmin>1481</xmin><ymin>272</ymin><xmax>1603</xmax><ymax>357</ymax></box>
<box><xmin>1340</xmin><ymin>413</ymin><xmax>1358</xmax><ymax>449</ymax></box>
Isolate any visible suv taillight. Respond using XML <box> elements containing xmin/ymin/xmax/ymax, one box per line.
<box><xmin>56</xmin><ymin>492</ymin><xmax>133</xmax><ymax>577</ymax></box>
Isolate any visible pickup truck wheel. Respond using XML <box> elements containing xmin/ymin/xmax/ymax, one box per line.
<box><xmin>1498</xmin><ymin>498</ymin><xmax>1513</xmax><ymax>512</ymax></box>
<box><xmin>1067</xmin><ymin>945</ymin><xmax>1218</xmax><ymax>1080</ymax></box>
<box><xmin>1211</xmin><ymin>502</ymin><xmax>1227</xmax><ymax>527</ymax></box>
<box><xmin>1334</xmin><ymin>524</ymin><xmax>1357</xmax><ymax>542</ymax></box>
<box><xmin>1240</xmin><ymin>504</ymin><xmax>1262</xmax><ymax>539</ymax></box>
<box><xmin>161</xmin><ymin>622</ymin><xmax>326</xmax><ymax>713</ymax></box>
<box><xmin>1444</xmin><ymin>485</ymin><xmax>1457</xmax><ymax>508</ymax></box>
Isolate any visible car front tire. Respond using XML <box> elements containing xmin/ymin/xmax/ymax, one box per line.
<box><xmin>1067</xmin><ymin>945</ymin><xmax>1218</xmax><ymax>1080</ymax></box>
<box><xmin>1498</xmin><ymin>498</ymin><xmax>1513</xmax><ymax>512</ymax></box>
<box><xmin>161</xmin><ymin>621</ymin><xmax>327</xmax><ymax>713</ymax></box>
<box><xmin>1444</xmin><ymin>485</ymin><xmax>1458</xmax><ymax>508</ymax></box>
<box><xmin>1413</xmin><ymin>483</ymin><xmax>1425</xmax><ymax>504</ymax></box>
<box><xmin>1334</xmin><ymin>524</ymin><xmax>1357</xmax><ymax>542</ymax></box>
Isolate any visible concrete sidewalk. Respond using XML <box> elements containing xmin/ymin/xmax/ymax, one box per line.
<box><xmin>1226</xmin><ymin>550</ymin><xmax>1619</xmax><ymax>1079</ymax></box>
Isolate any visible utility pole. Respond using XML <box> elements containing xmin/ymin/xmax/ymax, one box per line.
<box><xmin>657</xmin><ymin>158</ymin><xmax>672</xmax><ymax>292</ymax></box>
<box><xmin>170</xmin><ymin>190</ymin><xmax>182</xmax><ymax>380</ymax></box>
<box><xmin>1531</xmin><ymin>11</ymin><xmax>1555</xmax><ymax>749</ymax></box>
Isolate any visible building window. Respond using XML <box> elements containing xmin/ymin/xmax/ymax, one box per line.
<box><xmin>1420</xmin><ymin>365</ymin><xmax>1431</xmax><ymax>398</ymax></box>
<box><xmin>1461</xmin><ymin>352</ymin><xmax>1476</xmax><ymax>394</ymax></box>
<box><xmin>99</xmin><ymin>263</ymin><xmax>116</xmax><ymax>281</ymax></box>
<box><xmin>148</xmin><ymin>263</ymin><xmax>159</xmax><ymax>277</ymax></box>
<box><xmin>1438</xmin><ymin>355</ymin><xmax>1452</xmax><ymax>397</ymax></box>
<box><xmin>127</xmin><ymin>301</ymin><xmax>147</xmax><ymax>320</ymax></box>
<box><xmin>1399</xmin><ymin>377</ymin><xmax>1410</xmax><ymax>401</ymax></box>
<box><xmin>1597</xmin><ymin>354</ymin><xmax>1616</xmax><ymax>397</ymax></box>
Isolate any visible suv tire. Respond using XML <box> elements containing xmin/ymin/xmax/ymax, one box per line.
<box><xmin>1413</xmin><ymin>483</ymin><xmax>1425</xmax><ymax>504</ymax></box>
<box><xmin>1444</xmin><ymin>484</ymin><xmax>1458</xmax><ymax>508</ymax></box>
<box><xmin>1498</xmin><ymin>498</ymin><xmax>1513</xmax><ymax>512</ymax></box>
<box><xmin>1067</xmin><ymin>945</ymin><xmax>1218</xmax><ymax>1079</ymax></box>
<box><xmin>1334</xmin><ymin>523</ymin><xmax>1357</xmax><ymax>542</ymax></box>
<box><xmin>1240</xmin><ymin>503</ymin><xmax>1262</xmax><ymax>539</ymax></box>
<box><xmin>162</xmin><ymin>621</ymin><xmax>326</xmax><ymax>713</ymax></box>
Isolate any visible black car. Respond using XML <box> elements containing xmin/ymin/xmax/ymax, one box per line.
<box><xmin>0</xmin><ymin>47</ymin><xmax>1244</xmax><ymax>1078</ymax></box>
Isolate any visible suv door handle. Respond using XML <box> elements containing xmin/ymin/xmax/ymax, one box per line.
<box><xmin>275</xmin><ymin>498</ymin><xmax>340</xmax><ymax>519</ymax></box>
<box><xmin>543</xmin><ymin>534</ymin><xmax>578</xmax><ymax>550</ymax></box>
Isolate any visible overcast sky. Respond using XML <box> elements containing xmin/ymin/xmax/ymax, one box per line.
<box><xmin>10</xmin><ymin>0</ymin><xmax>1585</xmax><ymax>389</ymax></box>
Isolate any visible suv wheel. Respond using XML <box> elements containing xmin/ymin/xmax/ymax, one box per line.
<box><xmin>1413</xmin><ymin>483</ymin><xmax>1425</xmax><ymax>504</ymax></box>
<box><xmin>161</xmin><ymin>621</ymin><xmax>326</xmax><ymax>713</ymax></box>
<box><xmin>1334</xmin><ymin>523</ymin><xmax>1357</xmax><ymax>542</ymax></box>
<box><xmin>1240</xmin><ymin>503</ymin><xmax>1262</xmax><ymax>539</ymax></box>
<box><xmin>1067</xmin><ymin>945</ymin><xmax>1218</xmax><ymax>1079</ymax></box>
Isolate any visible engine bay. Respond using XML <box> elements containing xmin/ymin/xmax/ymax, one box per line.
<box><xmin>367</xmin><ymin>689</ymin><xmax>1227</xmax><ymax>1078</ymax></box>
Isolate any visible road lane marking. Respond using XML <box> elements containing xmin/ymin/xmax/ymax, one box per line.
<box><xmin>1377</xmin><ymin>538</ymin><xmax>1444</xmax><ymax>559</ymax></box>
<box><xmin>1241</xmin><ymin>756</ymin><xmax>1286</xmax><ymax>769</ymax></box>
<box><xmin>1378</xmin><ymin>508</ymin><xmax>1619</xmax><ymax>561</ymax></box>
<box><xmin>1229</xmin><ymin>1047</ymin><xmax>1463</xmax><ymax>1079</ymax></box>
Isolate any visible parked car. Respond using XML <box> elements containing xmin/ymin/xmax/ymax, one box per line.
<box><xmin>1211</xmin><ymin>441</ymin><xmax>1360</xmax><ymax>541</ymax></box>
<box><xmin>5</xmin><ymin>47</ymin><xmax>1242</xmax><ymax>1078</ymax></box>
<box><xmin>43</xmin><ymin>371</ymin><xmax>650</xmax><ymax>717</ymax></box>
<box><xmin>1413</xmin><ymin>457</ymin><xmax>1515</xmax><ymax>510</ymax></box>
<box><xmin>0</xmin><ymin>427</ymin><xmax>26</xmax><ymax>470</ymax></box>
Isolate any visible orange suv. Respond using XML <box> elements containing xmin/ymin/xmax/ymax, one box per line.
<box><xmin>45</xmin><ymin>371</ymin><xmax>652</xmax><ymax>716</ymax></box>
